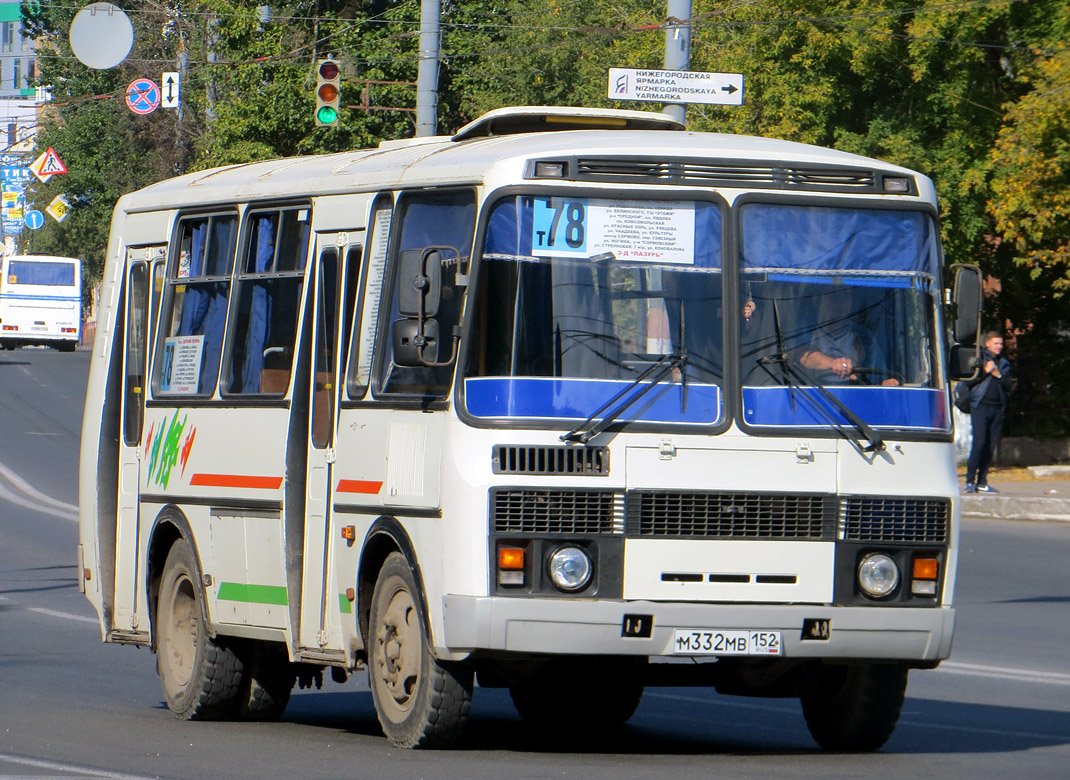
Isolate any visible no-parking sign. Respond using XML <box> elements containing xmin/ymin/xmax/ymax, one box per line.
<box><xmin>126</xmin><ymin>78</ymin><xmax>161</xmax><ymax>115</ymax></box>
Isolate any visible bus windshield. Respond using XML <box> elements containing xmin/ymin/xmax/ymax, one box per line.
<box><xmin>464</xmin><ymin>195</ymin><xmax>724</xmax><ymax>427</ymax></box>
<box><xmin>738</xmin><ymin>202</ymin><xmax>946</xmax><ymax>432</ymax></box>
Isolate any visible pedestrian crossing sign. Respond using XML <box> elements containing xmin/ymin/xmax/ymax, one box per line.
<box><xmin>29</xmin><ymin>148</ymin><xmax>68</xmax><ymax>184</ymax></box>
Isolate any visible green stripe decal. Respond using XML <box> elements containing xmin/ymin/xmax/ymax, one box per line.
<box><xmin>339</xmin><ymin>593</ymin><xmax>353</xmax><ymax>614</ymax></box>
<box><xmin>217</xmin><ymin>583</ymin><xmax>289</xmax><ymax>606</ymax></box>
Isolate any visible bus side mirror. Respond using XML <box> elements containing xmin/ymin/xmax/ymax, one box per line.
<box><xmin>951</xmin><ymin>264</ymin><xmax>982</xmax><ymax>346</ymax></box>
<box><xmin>948</xmin><ymin>264</ymin><xmax>983</xmax><ymax>381</ymax></box>
<box><xmin>397</xmin><ymin>249</ymin><xmax>441</xmax><ymax>317</ymax></box>
<box><xmin>393</xmin><ymin>318</ymin><xmax>440</xmax><ymax>366</ymax></box>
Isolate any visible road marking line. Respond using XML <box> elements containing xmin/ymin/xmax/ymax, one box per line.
<box><xmin>897</xmin><ymin>716</ymin><xmax>1068</xmax><ymax>742</ymax></box>
<box><xmin>0</xmin><ymin>460</ymin><xmax>78</xmax><ymax>522</ymax></box>
<box><xmin>0</xmin><ymin>754</ymin><xmax>156</xmax><ymax>780</ymax></box>
<box><xmin>651</xmin><ymin>692</ymin><xmax>1068</xmax><ymax>742</ymax></box>
<box><xmin>936</xmin><ymin>660</ymin><xmax>1070</xmax><ymax>686</ymax></box>
<box><xmin>27</xmin><ymin>607</ymin><xmax>98</xmax><ymax>624</ymax></box>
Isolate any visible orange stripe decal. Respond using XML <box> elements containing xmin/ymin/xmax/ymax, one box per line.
<box><xmin>336</xmin><ymin>479</ymin><xmax>384</xmax><ymax>495</ymax></box>
<box><xmin>189</xmin><ymin>473</ymin><xmax>284</xmax><ymax>490</ymax></box>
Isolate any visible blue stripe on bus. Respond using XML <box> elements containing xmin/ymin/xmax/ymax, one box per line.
<box><xmin>742</xmin><ymin>386</ymin><xmax>948</xmax><ymax>430</ymax></box>
<box><xmin>464</xmin><ymin>377</ymin><xmax>723</xmax><ymax>425</ymax></box>
<box><xmin>0</xmin><ymin>293</ymin><xmax>80</xmax><ymax>303</ymax></box>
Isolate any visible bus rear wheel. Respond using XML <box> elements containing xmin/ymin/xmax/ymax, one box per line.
<box><xmin>156</xmin><ymin>540</ymin><xmax>243</xmax><ymax>720</ymax></box>
<box><xmin>368</xmin><ymin>552</ymin><xmax>472</xmax><ymax>748</ymax></box>
<box><xmin>236</xmin><ymin>640</ymin><xmax>295</xmax><ymax>721</ymax></box>
<box><xmin>797</xmin><ymin>661</ymin><xmax>908</xmax><ymax>751</ymax></box>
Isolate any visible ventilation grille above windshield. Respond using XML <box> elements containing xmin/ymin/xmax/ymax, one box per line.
<box><xmin>535</xmin><ymin>157</ymin><xmax>910</xmax><ymax>194</ymax></box>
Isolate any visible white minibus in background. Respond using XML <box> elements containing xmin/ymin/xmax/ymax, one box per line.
<box><xmin>0</xmin><ymin>253</ymin><xmax>81</xmax><ymax>351</ymax></box>
<box><xmin>78</xmin><ymin>105</ymin><xmax>983</xmax><ymax>752</ymax></box>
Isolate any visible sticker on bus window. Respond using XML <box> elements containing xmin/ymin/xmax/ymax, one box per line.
<box><xmin>160</xmin><ymin>334</ymin><xmax>204</xmax><ymax>394</ymax></box>
<box><xmin>530</xmin><ymin>198</ymin><xmax>695</xmax><ymax>264</ymax></box>
<box><xmin>177</xmin><ymin>250</ymin><xmax>191</xmax><ymax>279</ymax></box>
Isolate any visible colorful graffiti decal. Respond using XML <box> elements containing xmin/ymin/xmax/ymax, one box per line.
<box><xmin>146</xmin><ymin>410</ymin><xmax>194</xmax><ymax>489</ymax></box>
<box><xmin>179</xmin><ymin>426</ymin><xmax>196</xmax><ymax>476</ymax></box>
<box><xmin>143</xmin><ymin>420</ymin><xmax>156</xmax><ymax>460</ymax></box>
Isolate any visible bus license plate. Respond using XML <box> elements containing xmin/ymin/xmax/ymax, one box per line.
<box><xmin>672</xmin><ymin>629</ymin><xmax>782</xmax><ymax>656</ymax></box>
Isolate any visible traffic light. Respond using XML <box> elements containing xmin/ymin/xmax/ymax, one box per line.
<box><xmin>315</xmin><ymin>59</ymin><xmax>341</xmax><ymax>127</ymax></box>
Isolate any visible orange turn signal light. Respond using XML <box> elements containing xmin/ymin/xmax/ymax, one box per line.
<box><xmin>913</xmin><ymin>558</ymin><xmax>939</xmax><ymax>580</ymax></box>
<box><xmin>341</xmin><ymin>525</ymin><xmax>356</xmax><ymax>541</ymax></box>
<box><xmin>498</xmin><ymin>547</ymin><xmax>525</xmax><ymax>570</ymax></box>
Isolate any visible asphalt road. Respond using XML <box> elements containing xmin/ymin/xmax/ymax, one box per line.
<box><xmin>1</xmin><ymin>348</ymin><xmax>1068</xmax><ymax>780</ymax></box>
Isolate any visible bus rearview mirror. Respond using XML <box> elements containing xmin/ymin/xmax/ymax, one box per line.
<box><xmin>951</xmin><ymin>264</ymin><xmax>982</xmax><ymax>346</ymax></box>
<box><xmin>393</xmin><ymin>318</ymin><xmax>440</xmax><ymax>366</ymax></box>
<box><xmin>397</xmin><ymin>249</ymin><xmax>441</xmax><ymax>318</ymax></box>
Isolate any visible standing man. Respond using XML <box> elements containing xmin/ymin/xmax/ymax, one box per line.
<box><xmin>965</xmin><ymin>331</ymin><xmax>1013</xmax><ymax>493</ymax></box>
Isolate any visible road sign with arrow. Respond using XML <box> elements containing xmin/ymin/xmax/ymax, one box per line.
<box><xmin>608</xmin><ymin>68</ymin><xmax>744</xmax><ymax>106</ymax></box>
<box><xmin>161</xmin><ymin>72</ymin><xmax>180</xmax><ymax>109</ymax></box>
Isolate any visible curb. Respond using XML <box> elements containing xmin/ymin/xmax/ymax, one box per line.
<box><xmin>961</xmin><ymin>495</ymin><xmax>1070</xmax><ymax>522</ymax></box>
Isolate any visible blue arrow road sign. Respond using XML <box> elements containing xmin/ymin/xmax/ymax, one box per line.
<box><xmin>25</xmin><ymin>210</ymin><xmax>45</xmax><ymax>230</ymax></box>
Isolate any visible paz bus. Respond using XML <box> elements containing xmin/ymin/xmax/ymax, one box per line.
<box><xmin>0</xmin><ymin>254</ymin><xmax>81</xmax><ymax>350</ymax></box>
<box><xmin>79</xmin><ymin>105</ymin><xmax>983</xmax><ymax>751</ymax></box>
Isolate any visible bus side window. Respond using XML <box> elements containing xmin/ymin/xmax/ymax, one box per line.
<box><xmin>155</xmin><ymin>214</ymin><xmax>238</xmax><ymax>396</ymax></box>
<box><xmin>347</xmin><ymin>197</ymin><xmax>392</xmax><ymax>399</ymax></box>
<box><xmin>223</xmin><ymin>207</ymin><xmax>311</xmax><ymax>395</ymax></box>
<box><xmin>123</xmin><ymin>262</ymin><xmax>149</xmax><ymax>445</ymax></box>
<box><xmin>375</xmin><ymin>190</ymin><xmax>476</xmax><ymax>398</ymax></box>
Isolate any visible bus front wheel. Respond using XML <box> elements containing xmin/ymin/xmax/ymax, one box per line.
<box><xmin>156</xmin><ymin>540</ymin><xmax>243</xmax><ymax>720</ymax></box>
<box><xmin>368</xmin><ymin>552</ymin><xmax>472</xmax><ymax>748</ymax></box>
<box><xmin>797</xmin><ymin>661</ymin><xmax>908</xmax><ymax>751</ymax></box>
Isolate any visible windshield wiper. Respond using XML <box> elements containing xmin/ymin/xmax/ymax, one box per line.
<box><xmin>755</xmin><ymin>302</ymin><xmax>885</xmax><ymax>453</ymax></box>
<box><xmin>561</xmin><ymin>353</ymin><xmax>687</xmax><ymax>444</ymax></box>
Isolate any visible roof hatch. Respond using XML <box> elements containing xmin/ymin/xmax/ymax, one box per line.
<box><xmin>451</xmin><ymin>105</ymin><xmax>684</xmax><ymax>141</ymax></box>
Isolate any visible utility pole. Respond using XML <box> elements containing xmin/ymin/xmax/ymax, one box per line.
<box><xmin>415</xmin><ymin>0</ymin><xmax>441</xmax><ymax>136</ymax></box>
<box><xmin>663</xmin><ymin>0</ymin><xmax>692</xmax><ymax>126</ymax></box>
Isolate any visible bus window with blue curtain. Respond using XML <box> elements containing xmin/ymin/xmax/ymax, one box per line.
<box><xmin>224</xmin><ymin>207</ymin><xmax>311</xmax><ymax>395</ymax></box>
<box><xmin>737</xmin><ymin>202</ymin><xmax>947</xmax><ymax>432</ymax></box>
<box><xmin>463</xmin><ymin>195</ymin><xmax>724</xmax><ymax>427</ymax></box>
<box><xmin>155</xmin><ymin>213</ymin><xmax>237</xmax><ymax>396</ymax></box>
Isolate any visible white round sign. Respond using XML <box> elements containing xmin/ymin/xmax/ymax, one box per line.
<box><xmin>69</xmin><ymin>2</ymin><xmax>134</xmax><ymax>70</ymax></box>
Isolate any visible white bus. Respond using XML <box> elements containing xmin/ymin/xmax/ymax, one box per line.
<box><xmin>79</xmin><ymin>106</ymin><xmax>983</xmax><ymax>751</ymax></box>
<box><xmin>0</xmin><ymin>253</ymin><xmax>81</xmax><ymax>351</ymax></box>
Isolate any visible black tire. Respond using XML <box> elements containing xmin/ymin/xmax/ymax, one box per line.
<box><xmin>56</xmin><ymin>340</ymin><xmax>77</xmax><ymax>352</ymax></box>
<box><xmin>368</xmin><ymin>552</ymin><xmax>472</xmax><ymax>748</ymax></box>
<box><xmin>798</xmin><ymin>662</ymin><xmax>908</xmax><ymax>751</ymax></box>
<box><xmin>156</xmin><ymin>540</ymin><xmax>244</xmax><ymax>720</ymax></box>
<box><xmin>236</xmin><ymin>640</ymin><xmax>295</xmax><ymax>721</ymax></box>
<box><xmin>509</xmin><ymin>661</ymin><xmax>644</xmax><ymax>733</ymax></box>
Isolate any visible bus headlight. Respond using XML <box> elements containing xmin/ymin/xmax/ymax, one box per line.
<box><xmin>547</xmin><ymin>546</ymin><xmax>592</xmax><ymax>592</ymax></box>
<box><xmin>858</xmin><ymin>553</ymin><xmax>899</xmax><ymax>598</ymax></box>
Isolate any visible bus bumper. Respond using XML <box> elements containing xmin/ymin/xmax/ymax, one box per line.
<box><xmin>441</xmin><ymin>595</ymin><xmax>954</xmax><ymax>662</ymax></box>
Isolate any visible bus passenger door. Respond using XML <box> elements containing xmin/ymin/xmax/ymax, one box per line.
<box><xmin>114</xmin><ymin>246</ymin><xmax>165</xmax><ymax>632</ymax></box>
<box><xmin>298</xmin><ymin>242</ymin><xmax>354</xmax><ymax>651</ymax></box>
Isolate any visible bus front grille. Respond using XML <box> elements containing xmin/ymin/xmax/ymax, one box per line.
<box><xmin>840</xmin><ymin>497</ymin><xmax>949</xmax><ymax>543</ymax></box>
<box><xmin>626</xmin><ymin>491</ymin><xmax>832</xmax><ymax>539</ymax></box>
<box><xmin>491</xmin><ymin>489</ymin><xmax>622</xmax><ymax>534</ymax></box>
